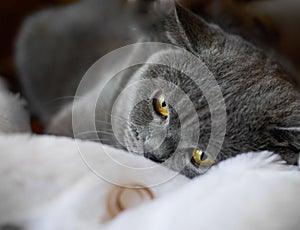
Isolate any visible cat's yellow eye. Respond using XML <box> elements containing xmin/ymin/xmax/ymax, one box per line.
<box><xmin>153</xmin><ymin>92</ymin><xmax>169</xmax><ymax>117</ymax></box>
<box><xmin>191</xmin><ymin>148</ymin><xmax>214</xmax><ymax>167</ymax></box>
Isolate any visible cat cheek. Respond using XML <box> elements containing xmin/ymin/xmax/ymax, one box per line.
<box><xmin>129</xmin><ymin>100</ymin><xmax>153</xmax><ymax>126</ymax></box>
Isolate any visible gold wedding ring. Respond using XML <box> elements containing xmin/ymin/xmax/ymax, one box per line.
<box><xmin>107</xmin><ymin>183</ymin><xmax>154</xmax><ymax>218</ymax></box>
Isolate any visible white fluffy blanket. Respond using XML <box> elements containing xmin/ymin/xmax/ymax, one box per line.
<box><xmin>0</xmin><ymin>134</ymin><xmax>299</xmax><ymax>230</ymax></box>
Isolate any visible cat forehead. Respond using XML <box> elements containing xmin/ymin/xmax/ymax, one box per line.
<box><xmin>140</xmin><ymin>48</ymin><xmax>209</xmax><ymax>82</ymax></box>
<box><xmin>145</xmin><ymin>49</ymin><xmax>198</xmax><ymax>70</ymax></box>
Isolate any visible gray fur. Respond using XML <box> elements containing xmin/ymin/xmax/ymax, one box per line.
<box><xmin>16</xmin><ymin>0</ymin><xmax>300</xmax><ymax>178</ymax></box>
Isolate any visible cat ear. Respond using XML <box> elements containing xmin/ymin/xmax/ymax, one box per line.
<box><xmin>276</xmin><ymin>127</ymin><xmax>300</xmax><ymax>132</ymax></box>
<box><xmin>258</xmin><ymin>125</ymin><xmax>300</xmax><ymax>165</ymax></box>
<box><xmin>163</xmin><ymin>2</ymin><xmax>223</xmax><ymax>52</ymax></box>
<box><xmin>270</xmin><ymin>126</ymin><xmax>300</xmax><ymax>163</ymax></box>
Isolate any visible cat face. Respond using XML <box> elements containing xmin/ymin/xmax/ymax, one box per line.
<box><xmin>110</xmin><ymin>3</ymin><xmax>300</xmax><ymax>178</ymax></box>
<box><xmin>111</xmin><ymin>51</ymin><xmax>223</xmax><ymax>177</ymax></box>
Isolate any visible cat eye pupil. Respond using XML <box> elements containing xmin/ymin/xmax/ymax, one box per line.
<box><xmin>200</xmin><ymin>152</ymin><xmax>208</xmax><ymax>161</ymax></box>
<box><xmin>191</xmin><ymin>148</ymin><xmax>214</xmax><ymax>168</ymax></box>
<box><xmin>153</xmin><ymin>92</ymin><xmax>169</xmax><ymax>117</ymax></box>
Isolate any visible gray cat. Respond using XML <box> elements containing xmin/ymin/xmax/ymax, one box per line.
<box><xmin>16</xmin><ymin>0</ymin><xmax>300</xmax><ymax>177</ymax></box>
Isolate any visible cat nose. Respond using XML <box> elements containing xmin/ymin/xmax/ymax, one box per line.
<box><xmin>143</xmin><ymin>152</ymin><xmax>166</xmax><ymax>163</ymax></box>
<box><xmin>144</xmin><ymin>147</ymin><xmax>175</xmax><ymax>163</ymax></box>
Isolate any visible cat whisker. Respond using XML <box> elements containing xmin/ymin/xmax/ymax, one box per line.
<box><xmin>44</xmin><ymin>95</ymin><xmax>82</xmax><ymax>105</ymax></box>
<box><xmin>82</xmin><ymin>138</ymin><xmax>114</xmax><ymax>143</ymax></box>
<box><xmin>93</xmin><ymin>120</ymin><xmax>113</xmax><ymax>126</ymax></box>
<box><xmin>76</xmin><ymin>130</ymin><xmax>115</xmax><ymax>136</ymax></box>
<box><xmin>72</xmin><ymin>118</ymin><xmax>114</xmax><ymax>130</ymax></box>
<box><xmin>101</xmin><ymin>111</ymin><xmax>131</xmax><ymax>123</ymax></box>
<box><xmin>94</xmin><ymin>119</ymin><xmax>129</xmax><ymax>130</ymax></box>
<box><xmin>84</xmin><ymin>138</ymin><xmax>126</xmax><ymax>149</ymax></box>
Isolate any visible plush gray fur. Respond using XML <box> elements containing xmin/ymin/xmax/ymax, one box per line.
<box><xmin>16</xmin><ymin>0</ymin><xmax>300</xmax><ymax>178</ymax></box>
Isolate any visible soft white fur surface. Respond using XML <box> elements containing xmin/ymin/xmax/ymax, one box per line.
<box><xmin>0</xmin><ymin>134</ymin><xmax>189</xmax><ymax>229</ymax></box>
<box><xmin>106</xmin><ymin>152</ymin><xmax>300</xmax><ymax>230</ymax></box>
<box><xmin>0</xmin><ymin>77</ymin><xmax>31</xmax><ymax>133</ymax></box>
<box><xmin>0</xmin><ymin>134</ymin><xmax>299</xmax><ymax>230</ymax></box>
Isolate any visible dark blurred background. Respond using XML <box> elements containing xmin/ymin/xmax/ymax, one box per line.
<box><xmin>0</xmin><ymin>0</ymin><xmax>77</xmax><ymax>91</ymax></box>
<box><xmin>1</xmin><ymin>0</ymin><xmax>300</xmax><ymax>91</ymax></box>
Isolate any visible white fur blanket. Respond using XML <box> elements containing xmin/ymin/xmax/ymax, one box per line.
<box><xmin>0</xmin><ymin>134</ymin><xmax>299</xmax><ymax>230</ymax></box>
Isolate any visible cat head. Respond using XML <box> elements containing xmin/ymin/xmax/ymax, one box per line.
<box><xmin>109</xmin><ymin>2</ymin><xmax>300</xmax><ymax>178</ymax></box>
